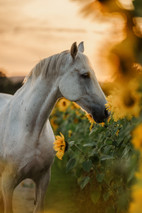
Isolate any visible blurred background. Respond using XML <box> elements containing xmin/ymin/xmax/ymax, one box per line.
<box><xmin>0</xmin><ymin>0</ymin><xmax>142</xmax><ymax>213</ymax></box>
<box><xmin>0</xmin><ymin>0</ymin><xmax>131</xmax><ymax>83</ymax></box>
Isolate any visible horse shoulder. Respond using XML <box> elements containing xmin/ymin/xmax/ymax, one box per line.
<box><xmin>0</xmin><ymin>93</ymin><xmax>13</xmax><ymax>111</ymax></box>
<box><xmin>39</xmin><ymin>120</ymin><xmax>55</xmax><ymax>153</ymax></box>
<box><xmin>16</xmin><ymin>120</ymin><xmax>55</xmax><ymax>179</ymax></box>
<box><xmin>37</xmin><ymin>120</ymin><xmax>55</xmax><ymax>164</ymax></box>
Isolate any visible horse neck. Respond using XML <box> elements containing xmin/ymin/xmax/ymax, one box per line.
<box><xmin>16</xmin><ymin>75</ymin><xmax>61</xmax><ymax>138</ymax></box>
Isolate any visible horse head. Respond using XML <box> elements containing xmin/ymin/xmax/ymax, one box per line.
<box><xmin>59</xmin><ymin>42</ymin><xmax>109</xmax><ymax>123</ymax></box>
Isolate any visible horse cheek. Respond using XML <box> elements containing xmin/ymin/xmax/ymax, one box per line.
<box><xmin>59</xmin><ymin>74</ymin><xmax>82</xmax><ymax>101</ymax></box>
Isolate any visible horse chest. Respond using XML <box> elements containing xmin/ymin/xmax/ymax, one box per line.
<box><xmin>20</xmin><ymin>147</ymin><xmax>54</xmax><ymax>179</ymax></box>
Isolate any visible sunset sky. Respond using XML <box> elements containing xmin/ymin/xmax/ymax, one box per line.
<box><xmin>0</xmin><ymin>0</ymin><xmax>126</xmax><ymax>81</ymax></box>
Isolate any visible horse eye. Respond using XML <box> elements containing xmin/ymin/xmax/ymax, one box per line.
<box><xmin>81</xmin><ymin>73</ymin><xmax>90</xmax><ymax>78</ymax></box>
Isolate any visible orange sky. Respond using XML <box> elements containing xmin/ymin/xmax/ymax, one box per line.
<box><xmin>0</xmin><ymin>0</ymin><xmax>126</xmax><ymax>81</ymax></box>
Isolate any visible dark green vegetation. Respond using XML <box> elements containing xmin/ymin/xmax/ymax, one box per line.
<box><xmin>0</xmin><ymin>71</ymin><xmax>22</xmax><ymax>94</ymax></box>
<box><xmin>49</xmin><ymin>102</ymin><xmax>140</xmax><ymax>213</ymax></box>
<box><xmin>45</xmin><ymin>161</ymin><xmax>78</xmax><ymax>213</ymax></box>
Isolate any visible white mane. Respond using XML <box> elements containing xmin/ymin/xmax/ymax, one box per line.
<box><xmin>24</xmin><ymin>50</ymin><xmax>69</xmax><ymax>84</ymax></box>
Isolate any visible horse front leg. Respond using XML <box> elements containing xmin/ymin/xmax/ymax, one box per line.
<box><xmin>0</xmin><ymin>177</ymin><xmax>4</xmax><ymax>212</ymax></box>
<box><xmin>34</xmin><ymin>168</ymin><xmax>51</xmax><ymax>213</ymax></box>
<box><xmin>1</xmin><ymin>170</ymin><xmax>16</xmax><ymax>213</ymax></box>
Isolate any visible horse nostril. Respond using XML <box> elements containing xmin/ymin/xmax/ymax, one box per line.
<box><xmin>104</xmin><ymin>108</ymin><xmax>109</xmax><ymax>118</ymax></box>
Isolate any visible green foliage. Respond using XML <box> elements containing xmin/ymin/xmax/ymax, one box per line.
<box><xmin>133</xmin><ymin>0</ymin><xmax>142</xmax><ymax>17</ymax></box>
<box><xmin>50</xmin><ymin>102</ymin><xmax>140</xmax><ymax>213</ymax></box>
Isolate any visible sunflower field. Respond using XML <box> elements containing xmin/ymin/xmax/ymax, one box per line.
<box><xmin>47</xmin><ymin>1</ymin><xmax>142</xmax><ymax>213</ymax></box>
<box><xmin>49</xmin><ymin>95</ymin><xmax>141</xmax><ymax>213</ymax></box>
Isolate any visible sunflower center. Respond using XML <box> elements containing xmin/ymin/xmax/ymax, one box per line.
<box><xmin>123</xmin><ymin>94</ymin><xmax>135</xmax><ymax>107</ymax></box>
<box><xmin>62</xmin><ymin>101</ymin><xmax>66</xmax><ymax>107</ymax></box>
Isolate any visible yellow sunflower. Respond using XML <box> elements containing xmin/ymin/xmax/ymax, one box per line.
<box><xmin>99</xmin><ymin>122</ymin><xmax>105</xmax><ymax>127</ymax></box>
<box><xmin>50</xmin><ymin>117</ymin><xmax>58</xmax><ymax>131</ymax></box>
<box><xmin>68</xmin><ymin>130</ymin><xmax>72</xmax><ymax>138</ymax></box>
<box><xmin>106</xmin><ymin>79</ymin><xmax>141</xmax><ymax>121</ymax></box>
<box><xmin>57</xmin><ymin>98</ymin><xmax>71</xmax><ymax>112</ymax></box>
<box><xmin>71</xmin><ymin>102</ymin><xmax>81</xmax><ymax>116</ymax></box>
<box><xmin>86</xmin><ymin>113</ymin><xmax>96</xmax><ymax>130</ymax></box>
<box><xmin>135</xmin><ymin>163</ymin><xmax>142</xmax><ymax>181</ymax></box>
<box><xmin>116</xmin><ymin>130</ymin><xmax>119</xmax><ymax>136</ymax></box>
<box><xmin>129</xmin><ymin>187</ymin><xmax>142</xmax><ymax>213</ymax></box>
<box><xmin>72</xmin><ymin>102</ymin><xmax>80</xmax><ymax>109</ymax></box>
<box><xmin>131</xmin><ymin>124</ymin><xmax>142</xmax><ymax>152</ymax></box>
<box><xmin>53</xmin><ymin>133</ymin><xmax>66</xmax><ymax>160</ymax></box>
<box><xmin>129</xmin><ymin>157</ymin><xmax>142</xmax><ymax>213</ymax></box>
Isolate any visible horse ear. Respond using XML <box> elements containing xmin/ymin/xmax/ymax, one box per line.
<box><xmin>78</xmin><ymin>41</ymin><xmax>84</xmax><ymax>53</ymax></box>
<box><xmin>70</xmin><ymin>42</ymin><xmax>78</xmax><ymax>59</ymax></box>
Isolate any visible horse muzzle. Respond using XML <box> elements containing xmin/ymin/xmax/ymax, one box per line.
<box><xmin>91</xmin><ymin>106</ymin><xmax>110</xmax><ymax>123</ymax></box>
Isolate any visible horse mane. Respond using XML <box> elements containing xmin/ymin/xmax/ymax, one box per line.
<box><xmin>24</xmin><ymin>50</ymin><xmax>69</xmax><ymax>84</ymax></box>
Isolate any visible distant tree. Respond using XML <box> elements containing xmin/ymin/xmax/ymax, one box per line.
<box><xmin>0</xmin><ymin>69</ymin><xmax>22</xmax><ymax>94</ymax></box>
<box><xmin>0</xmin><ymin>71</ymin><xmax>6</xmax><ymax>78</ymax></box>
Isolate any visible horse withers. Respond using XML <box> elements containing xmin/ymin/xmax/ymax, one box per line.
<box><xmin>0</xmin><ymin>42</ymin><xmax>109</xmax><ymax>213</ymax></box>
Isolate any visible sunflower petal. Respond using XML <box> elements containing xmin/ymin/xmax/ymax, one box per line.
<box><xmin>53</xmin><ymin>133</ymin><xmax>66</xmax><ymax>160</ymax></box>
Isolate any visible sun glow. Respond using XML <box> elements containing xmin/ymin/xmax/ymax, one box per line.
<box><xmin>117</xmin><ymin>0</ymin><xmax>134</xmax><ymax>10</ymax></box>
<box><xmin>0</xmin><ymin>0</ymin><xmax>130</xmax><ymax>82</ymax></box>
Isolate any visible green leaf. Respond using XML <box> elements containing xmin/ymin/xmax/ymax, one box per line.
<box><xmin>66</xmin><ymin>158</ymin><xmax>76</xmax><ymax>172</ymax></box>
<box><xmin>79</xmin><ymin>176</ymin><xmax>90</xmax><ymax>189</ymax></box>
<box><xmin>101</xmin><ymin>155</ymin><xmax>114</xmax><ymax>161</ymax></box>
<box><xmin>69</xmin><ymin>141</ymin><xmax>75</xmax><ymax>147</ymax></box>
<box><xmin>105</xmin><ymin>140</ymin><xmax>113</xmax><ymax>145</ymax></box>
<box><xmin>127</xmin><ymin>168</ymin><xmax>136</xmax><ymax>183</ymax></box>
<box><xmin>83</xmin><ymin>143</ymin><xmax>95</xmax><ymax>147</ymax></box>
<box><xmin>96</xmin><ymin>173</ymin><xmax>104</xmax><ymax>183</ymax></box>
<box><xmin>133</xmin><ymin>0</ymin><xmax>142</xmax><ymax>17</ymax></box>
<box><xmin>82</xmin><ymin>160</ymin><xmax>93</xmax><ymax>172</ymax></box>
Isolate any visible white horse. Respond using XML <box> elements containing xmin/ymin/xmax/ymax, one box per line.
<box><xmin>0</xmin><ymin>42</ymin><xmax>109</xmax><ymax>213</ymax></box>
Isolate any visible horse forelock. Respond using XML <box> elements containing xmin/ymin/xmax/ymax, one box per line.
<box><xmin>23</xmin><ymin>50</ymin><xmax>69</xmax><ymax>84</ymax></box>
